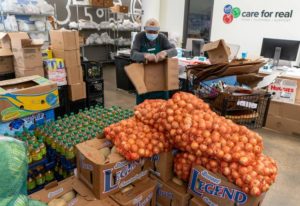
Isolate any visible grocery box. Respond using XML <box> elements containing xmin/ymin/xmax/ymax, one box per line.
<box><xmin>76</xmin><ymin>138</ymin><xmax>148</xmax><ymax>199</ymax></box>
<box><xmin>110</xmin><ymin>177</ymin><xmax>157</xmax><ymax>206</ymax></box>
<box><xmin>188</xmin><ymin>165</ymin><xmax>265</xmax><ymax>206</ymax></box>
<box><xmin>0</xmin><ymin>32</ymin><xmax>44</xmax><ymax>69</ymax></box>
<box><xmin>44</xmin><ymin>58</ymin><xmax>67</xmax><ymax>86</ymax></box>
<box><xmin>68</xmin><ymin>82</ymin><xmax>86</xmax><ymax>101</ymax></box>
<box><xmin>189</xmin><ymin>198</ymin><xmax>207</xmax><ymax>206</ymax></box>
<box><xmin>66</xmin><ymin>65</ymin><xmax>84</xmax><ymax>85</ymax></box>
<box><xmin>50</xmin><ymin>30</ymin><xmax>80</xmax><ymax>51</ymax></box>
<box><xmin>110</xmin><ymin>5</ymin><xmax>129</xmax><ymax>13</ymax></box>
<box><xmin>104</xmin><ymin>0</ymin><xmax>114</xmax><ymax>8</ymax></box>
<box><xmin>268</xmin><ymin>78</ymin><xmax>297</xmax><ymax>104</ymax></box>
<box><xmin>144</xmin><ymin>151</ymin><xmax>174</xmax><ymax>182</ymax></box>
<box><xmin>125</xmin><ymin>58</ymin><xmax>179</xmax><ymax>95</ymax></box>
<box><xmin>0</xmin><ymin>48</ymin><xmax>13</xmax><ymax>74</ymax></box>
<box><xmin>0</xmin><ymin>109</ymin><xmax>54</xmax><ymax>136</ymax></box>
<box><xmin>52</xmin><ymin>49</ymin><xmax>81</xmax><ymax>68</ymax></box>
<box><xmin>0</xmin><ymin>75</ymin><xmax>59</xmax><ymax>122</ymax></box>
<box><xmin>15</xmin><ymin>66</ymin><xmax>44</xmax><ymax>78</ymax></box>
<box><xmin>152</xmin><ymin>175</ymin><xmax>191</xmax><ymax>206</ymax></box>
<box><xmin>30</xmin><ymin>176</ymin><xmax>119</xmax><ymax>205</ymax></box>
<box><xmin>266</xmin><ymin>101</ymin><xmax>300</xmax><ymax>136</ymax></box>
<box><xmin>42</xmin><ymin>49</ymin><xmax>53</xmax><ymax>60</ymax></box>
<box><xmin>203</xmin><ymin>39</ymin><xmax>231</xmax><ymax>64</ymax></box>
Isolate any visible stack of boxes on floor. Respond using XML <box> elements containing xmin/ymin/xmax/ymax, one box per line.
<box><xmin>0</xmin><ymin>32</ymin><xmax>44</xmax><ymax>78</ymax></box>
<box><xmin>50</xmin><ymin>30</ymin><xmax>86</xmax><ymax>103</ymax></box>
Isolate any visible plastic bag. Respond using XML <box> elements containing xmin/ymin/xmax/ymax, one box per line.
<box><xmin>35</xmin><ymin>21</ymin><xmax>45</xmax><ymax>31</ymax></box>
<box><xmin>4</xmin><ymin>15</ymin><xmax>18</xmax><ymax>32</ymax></box>
<box><xmin>0</xmin><ymin>136</ymin><xmax>47</xmax><ymax>206</ymax></box>
<box><xmin>1</xmin><ymin>0</ymin><xmax>23</xmax><ymax>13</ymax></box>
<box><xmin>69</xmin><ymin>21</ymin><xmax>79</xmax><ymax>29</ymax></box>
<box><xmin>37</xmin><ymin>1</ymin><xmax>55</xmax><ymax>15</ymax></box>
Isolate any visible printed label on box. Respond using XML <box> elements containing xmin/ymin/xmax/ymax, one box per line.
<box><xmin>268</xmin><ymin>78</ymin><xmax>297</xmax><ymax>104</ymax></box>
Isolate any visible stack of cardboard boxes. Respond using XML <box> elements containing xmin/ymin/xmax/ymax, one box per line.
<box><xmin>50</xmin><ymin>30</ymin><xmax>86</xmax><ymax>102</ymax></box>
<box><xmin>0</xmin><ymin>32</ymin><xmax>44</xmax><ymax>78</ymax></box>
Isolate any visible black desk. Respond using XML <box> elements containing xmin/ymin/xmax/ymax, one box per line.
<box><xmin>114</xmin><ymin>55</ymin><xmax>135</xmax><ymax>91</ymax></box>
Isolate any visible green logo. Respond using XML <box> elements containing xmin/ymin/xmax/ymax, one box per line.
<box><xmin>232</xmin><ymin>7</ymin><xmax>241</xmax><ymax>18</ymax></box>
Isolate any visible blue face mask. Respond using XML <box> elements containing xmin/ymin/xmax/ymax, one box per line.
<box><xmin>146</xmin><ymin>33</ymin><xmax>158</xmax><ymax>41</ymax></box>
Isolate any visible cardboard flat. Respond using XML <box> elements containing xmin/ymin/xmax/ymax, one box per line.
<box><xmin>152</xmin><ymin>175</ymin><xmax>191</xmax><ymax>206</ymax></box>
<box><xmin>68</xmin><ymin>82</ymin><xmax>86</xmax><ymax>101</ymax></box>
<box><xmin>0</xmin><ymin>48</ymin><xmax>13</xmax><ymax>74</ymax></box>
<box><xmin>30</xmin><ymin>176</ymin><xmax>119</xmax><ymax>206</ymax></box>
<box><xmin>0</xmin><ymin>75</ymin><xmax>59</xmax><ymax>122</ymax></box>
<box><xmin>76</xmin><ymin>138</ymin><xmax>148</xmax><ymax>200</ymax></box>
<box><xmin>50</xmin><ymin>30</ymin><xmax>80</xmax><ymax>51</ymax></box>
<box><xmin>125</xmin><ymin>58</ymin><xmax>179</xmax><ymax>94</ymax></box>
<box><xmin>144</xmin><ymin>151</ymin><xmax>174</xmax><ymax>182</ymax></box>
<box><xmin>110</xmin><ymin>177</ymin><xmax>157</xmax><ymax>206</ymax></box>
<box><xmin>104</xmin><ymin>0</ymin><xmax>114</xmax><ymax>8</ymax></box>
<box><xmin>188</xmin><ymin>165</ymin><xmax>265</xmax><ymax>206</ymax></box>
<box><xmin>89</xmin><ymin>0</ymin><xmax>104</xmax><ymax>7</ymax></box>
<box><xmin>52</xmin><ymin>49</ymin><xmax>81</xmax><ymax>68</ymax></box>
<box><xmin>111</xmin><ymin>5</ymin><xmax>129</xmax><ymax>13</ymax></box>
<box><xmin>203</xmin><ymin>39</ymin><xmax>231</xmax><ymax>64</ymax></box>
<box><xmin>189</xmin><ymin>198</ymin><xmax>207</xmax><ymax>206</ymax></box>
<box><xmin>15</xmin><ymin>66</ymin><xmax>44</xmax><ymax>78</ymax></box>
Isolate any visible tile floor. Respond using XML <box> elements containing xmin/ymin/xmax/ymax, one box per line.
<box><xmin>103</xmin><ymin>65</ymin><xmax>300</xmax><ymax>206</ymax></box>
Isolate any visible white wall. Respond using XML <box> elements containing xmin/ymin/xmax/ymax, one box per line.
<box><xmin>159</xmin><ymin>0</ymin><xmax>186</xmax><ymax>46</ymax></box>
<box><xmin>211</xmin><ymin>0</ymin><xmax>300</xmax><ymax>58</ymax></box>
<box><xmin>141</xmin><ymin>0</ymin><xmax>160</xmax><ymax>27</ymax></box>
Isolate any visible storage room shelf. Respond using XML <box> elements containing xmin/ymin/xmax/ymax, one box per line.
<box><xmin>1</xmin><ymin>12</ymin><xmax>52</xmax><ymax>16</ymax></box>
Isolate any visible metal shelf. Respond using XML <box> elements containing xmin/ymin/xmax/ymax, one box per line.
<box><xmin>1</xmin><ymin>12</ymin><xmax>52</xmax><ymax>16</ymax></box>
<box><xmin>81</xmin><ymin>44</ymin><xmax>114</xmax><ymax>47</ymax></box>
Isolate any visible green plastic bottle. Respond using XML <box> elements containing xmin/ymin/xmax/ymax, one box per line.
<box><xmin>66</xmin><ymin>143</ymin><xmax>75</xmax><ymax>163</ymax></box>
<box><xmin>27</xmin><ymin>176</ymin><xmax>36</xmax><ymax>191</ymax></box>
<box><xmin>32</xmin><ymin>143</ymin><xmax>43</xmax><ymax>162</ymax></box>
<box><xmin>45</xmin><ymin>169</ymin><xmax>54</xmax><ymax>182</ymax></box>
<box><xmin>35</xmin><ymin>167</ymin><xmax>45</xmax><ymax>186</ymax></box>
<box><xmin>38</xmin><ymin>139</ymin><xmax>46</xmax><ymax>157</ymax></box>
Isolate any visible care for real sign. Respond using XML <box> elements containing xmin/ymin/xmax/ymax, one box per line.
<box><xmin>211</xmin><ymin>0</ymin><xmax>300</xmax><ymax>58</ymax></box>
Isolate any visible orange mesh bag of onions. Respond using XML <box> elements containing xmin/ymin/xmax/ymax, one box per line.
<box><xmin>104</xmin><ymin>117</ymin><xmax>171</xmax><ymax>160</ymax></box>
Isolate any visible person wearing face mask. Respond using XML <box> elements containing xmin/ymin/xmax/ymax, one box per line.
<box><xmin>131</xmin><ymin>18</ymin><xmax>177</xmax><ymax>104</ymax></box>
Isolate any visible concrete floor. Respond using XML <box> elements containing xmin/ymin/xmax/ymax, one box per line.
<box><xmin>103</xmin><ymin>65</ymin><xmax>300</xmax><ymax>206</ymax></box>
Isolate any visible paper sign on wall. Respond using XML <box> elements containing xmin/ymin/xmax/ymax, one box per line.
<box><xmin>268</xmin><ymin>78</ymin><xmax>297</xmax><ymax>104</ymax></box>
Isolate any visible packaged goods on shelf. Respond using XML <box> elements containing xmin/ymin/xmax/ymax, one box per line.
<box><xmin>44</xmin><ymin>58</ymin><xmax>67</xmax><ymax>86</ymax></box>
<box><xmin>0</xmin><ymin>75</ymin><xmax>59</xmax><ymax>122</ymax></box>
<box><xmin>42</xmin><ymin>49</ymin><xmax>53</xmax><ymax>60</ymax></box>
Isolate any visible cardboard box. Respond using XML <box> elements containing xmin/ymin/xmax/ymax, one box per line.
<box><xmin>44</xmin><ymin>58</ymin><xmax>67</xmax><ymax>86</ymax></box>
<box><xmin>0</xmin><ymin>48</ymin><xmax>13</xmax><ymax>74</ymax></box>
<box><xmin>89</xmin><ymin>0</ymin><xmax>103</xmax><ymax>7</ymax></box>
<box><xmin>268</xmin><ymin>78</ymin><xmax>298</xmax><ymax>104</ymax></box>
<box><xmin>13</xmin><ymin>47</ymin><xmax>43</xmax><ymax>69</ymax></box>
<box><xmin>203</xmin><ymin>39</ymin><xmax>231</xmax><ymax>64</ymax></box>
<box><xmin>111</xmin><ymin>5</ymin><xmax>129</xmax><ymax>13</ymax></box>
<box><xmin>104</xmin><ymin>0</ymin><xmax>114</xmax><ymax>8</ymax></box>
<box><xmin>42</xmin><ymin>49</ymin><xmax>53</xmax><ymax>60</ymax></box>
<box><xmin>265</xmin><ymin>101</ymin><xmax>300</xmax><ymax>136</ymax></box>
<box><xmin>68</xmin><ymin>82</ymin><xmax>86</xmax><ymax>101</ymax></box>
<box><xmin>189</xmin><ymin>198</ymin><xmax>207</xmax><ymax>206</ymax></box>
<box><xmin>50</xmin><ymin>30</ymin><xmax>80</xmax><ymax>51</ymax></box>
<box><xmin>15</xmin><ymin>66</ymin><xmax>44</xmax><ymax>78</ymax></box>
<box><xmin>52</xmin><ymin>49</ymin><xmax>81</xmax><ymax>68</ymax></box>
<box><xmin>152</xmin><ymin>175</ymin><xmax>191</xmax><ymax>206</ymax></box>
<box><xmin>0</xmin><ymin>75</ymin><xmax>59</xmax><ymax>122</ymax></box>
<box><xmin>76</xmin><ymin>138</ymin><xmax>148</xmax><ymax>199</ymax></box>
<box><xmin>66</xmin><ymin>65</ymin><xmax>84</xmax><ymax>84</ymax></box>
<box><xmin>125</xmin><ymin>58</ymin><xmax>179</xmax><ymax>94</ymax></box>
<box><xmin>30</xmin><ymin>176</ymin><xmax>119</xmax><ymax>206</ymax></box>
<box><xmin>188</xmin><ymin>166</ymin><xmax>265</xmax><ymax>206</ymax></box>
<box><xmin>110</xmin><ymin>177</ymin><xmax>157</xmax><ymax>206</ymax></box>
<box><xmin>144</xmin><ymin>151</ymin><xmax>174</xmax><ymax>182</ymax></box>
<box><xmin>0</xmin><ymin>109</ymin><xmax>54</xmax><ymax>136</ymax></box>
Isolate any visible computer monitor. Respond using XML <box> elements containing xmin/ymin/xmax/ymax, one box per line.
<box><xmin>192</xmin><ymin>39</ymin><xmax>205</xmax><ymax>57</ymax></box>
<box><xmin>260</xmin><ymin>38</ymin><xmax>300</xmax><ymax>62</ymax></box>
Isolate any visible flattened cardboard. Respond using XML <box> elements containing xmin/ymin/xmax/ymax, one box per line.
<box><xmin>76</xmin><ymin>138</ymin><xmax>148</xmax><ymax>199</ymax></box>
<box><xmin>104</xmin><ymin>0</ymin><xmax>114</xmax><ymax>8</ymax></box>
<box><xmin>0</xmin><ymin>75</ymin><xmax>59</xmax><ymax>122</ymax></box>
<box><xmin>52</xmin><ymin>49</ymin><xmax>81</xmax><ymax>68</ymax></box>
<box><xmin>89</xmin><ymin>0</ymin><xmax>104</xmax><ymax>7</ymax></box>
<box><xmin>15</xmin><ymin>66</ymin><xmax>44</xmax><ymax>78</ymax></box>
<box><xmin>188</xmin><ymin>165</ymin><xmax>265</xmax><ymax>206</ymax></box>
<box><xmin>125</xmin><ymin>58</ymin><xmax>179</xmax><ymax>94</ymax></box>
<box><xmin>203</xmin><ymin>39</ymin><xmax>231</xmax><ymax>64</ymax></box>
<box><xmin>0</xmin><ymin>48</ymin><xmax>13</xmax><ymax>74</ymax></box>
<box><xmin>144</xmin><ymin>151</ymin><xmax>174</xmax><ymax>182</ymax></box>
<box><xmin>189</xmin><ymin>198</ymin><xmax>207</xmax><ymax>206</ymax></box>
<box><xmin>152</xmin><ymin>175</ymin><xmax>191</xmax><ymax>206</ymax></box>
<box><xmin>30</xmin><ymin>176</ymin><xmax>119</xmax><ymax>206</ymax></box>
<box><xmin>50</xmin><ymin>30</ymin><xmax>80</xmax><ymax>51</ymax></box>
<box><xmin>68</xmin><ymin>82</ymin><xmax>86</xmax><ymax>101</ymax></box>
<box><xmin>110</xmin><ymin>178</ymin><xmax>157</xmax><ymax>206</ymax></box>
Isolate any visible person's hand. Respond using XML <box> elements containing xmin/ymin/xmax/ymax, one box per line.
<box><xmin>144</xmin><ymin>53</ymin><xmax>157</xmax><ymax>62</ymax></box>
<box><xmin>156</xmin><ymin>51</ymin><xmax>167</xmax><ymax>62</ymax></box>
